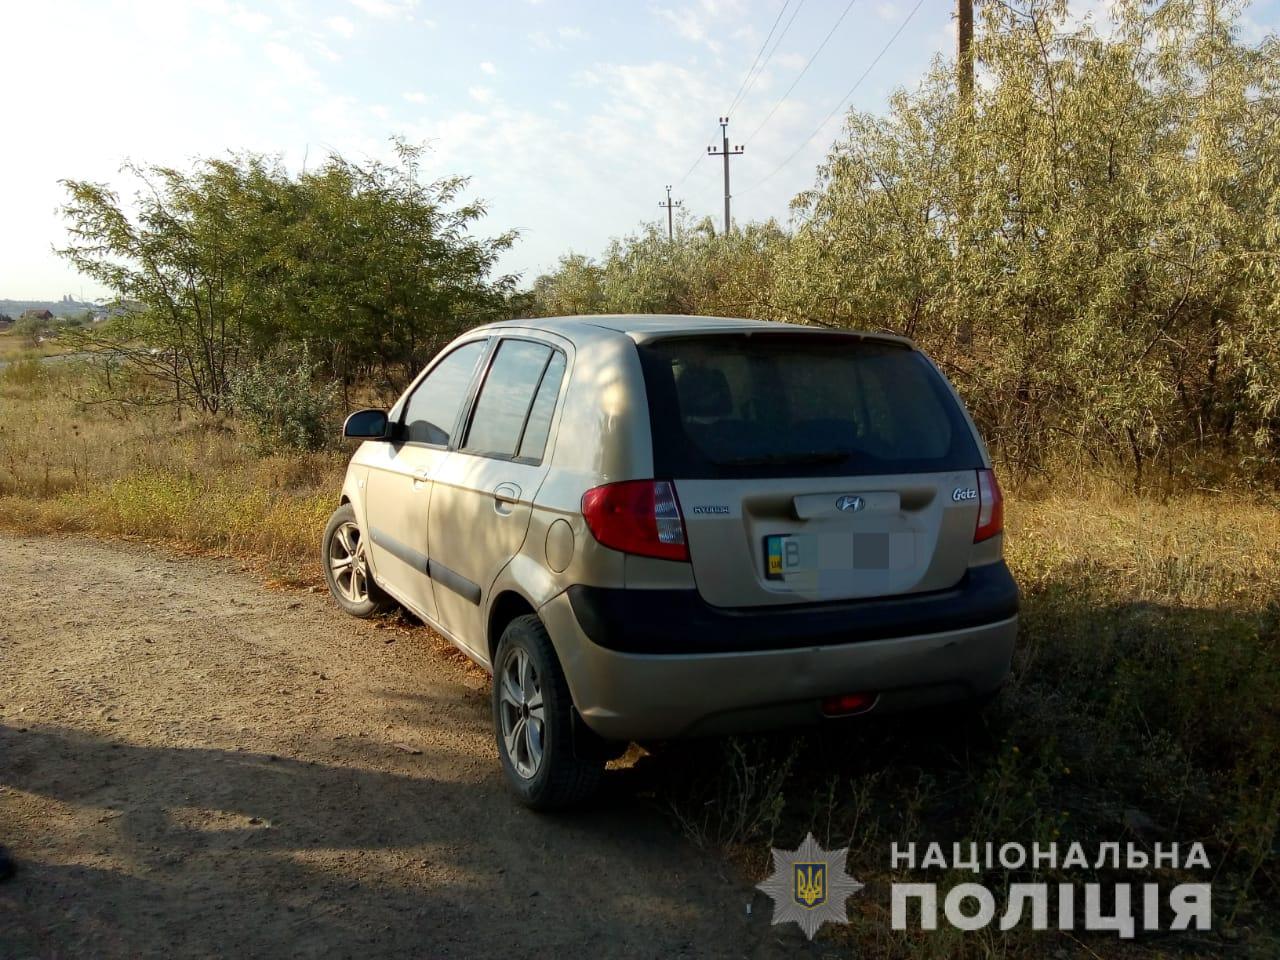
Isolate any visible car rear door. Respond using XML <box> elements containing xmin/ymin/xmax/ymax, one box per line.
<box><xmin>426</xmin><ymin>335</ymin><xmax>569</xmax><ymax>659</ymax></box>
<box><xmin>362</xmin><ymin>338</ymin><xmax>489</xmax><ymax>621</ymax></box>
<box><xmin>635</xmin><ymin>332</ymin><xmax>988</xmax><ymax>608</ymax></box>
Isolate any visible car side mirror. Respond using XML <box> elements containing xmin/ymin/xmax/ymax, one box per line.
<box><xmin>343</xmin><ymin>408</ymin><xmax>390</xmax><ymax>440</ymax></box>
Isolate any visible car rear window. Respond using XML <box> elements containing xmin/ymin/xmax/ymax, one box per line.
<box><xmin>636</xmin><ymin>333</ymin><xmax>982</xmax><ymax>478</ymax></box>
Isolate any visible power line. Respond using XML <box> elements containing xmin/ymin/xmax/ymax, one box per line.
<box><xmin>745</xmin><ymin>0</ymin><xmax>926</xmax><ymax>193</ymax></box>
<box><xmin>732</xmin><ymin>0</ymin><xmax>808</xmax><ymax>120</ymax></box>
<box><xmin>742</xmin><ymin>0</ymin><xmax>859</xmax><ymax>147</ymax></box>
<box><xmin>675</xmin><ymin>151</ymin><xmax>703</xmax><ymax>187</ymax></box>
<box><xmin>760</xmin><ymin>0</ymin><xmax>807</xmax><ymax>78</ymax></box>
<box><xmin>674</xmin><ymin>115</ymin><xmax>723</xmax><ymax>187</ymax></box>
<box><xmin>726</xmin><ymin>0</ymin><xmax>792</xmax><ymax>117</ymax></box>
<box><xmin>675</xmin><ymin>1</ymin><xmax>797</xmax><ymax>189</ymax></box>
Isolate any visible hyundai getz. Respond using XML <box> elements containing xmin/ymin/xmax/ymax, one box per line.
<box><xmin>324</xmin><ymin>316</ymin><xmax>1018</xmax><ymax>808</ymax></box>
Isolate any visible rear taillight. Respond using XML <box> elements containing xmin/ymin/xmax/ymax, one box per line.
<box><xmin>581</xmin><ymin>480</ymin><xmax>690</xmax><ymax>562</ymax></box>
<box><xmin>821</xmin><ymin>693</ymin><xmax>878</xmax><ymax>717</ymax></box>
<box><xmin>974</xmin><ymin>468</ymin><xmax>1004</xmax><ymax>543</ymax></box>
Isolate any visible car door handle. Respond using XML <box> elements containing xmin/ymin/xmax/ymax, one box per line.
<box><xmin>493</xmin><ymin>482</ymin><xmax>521</xmax><ymax>515</ymax></box>
<box><xmin>412</xmin><ymin>468</ymin><xmax>431</xmax><ymax>490</ymax></box>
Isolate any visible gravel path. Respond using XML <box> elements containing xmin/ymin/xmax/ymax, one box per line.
<box><xmin>0</xmin><ymin>534</ymin><xmax>794</xmax><ymax>959</ymax></box>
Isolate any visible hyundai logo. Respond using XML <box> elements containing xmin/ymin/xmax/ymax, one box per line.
<box><xmin>836</xmin><ymin>495</ymin><xmax>864</xmax><ymax>513</ymax></box>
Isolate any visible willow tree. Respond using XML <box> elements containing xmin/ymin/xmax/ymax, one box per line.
<box><xmin>778</xmin><ymin>0</ymin><xmax>1280</xmax><ymax>483</ymax></box>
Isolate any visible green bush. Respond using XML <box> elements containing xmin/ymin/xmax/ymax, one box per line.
<box><xmin>230</xmin><ymin>346</ymin><xmax>338</xmax><ymax>453</ymax></box>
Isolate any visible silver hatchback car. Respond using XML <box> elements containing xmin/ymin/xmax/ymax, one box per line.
<box><xmin>323</xmin><ymin>315</ymin><xmax>1018</xmax><ymax>808</ymax></box>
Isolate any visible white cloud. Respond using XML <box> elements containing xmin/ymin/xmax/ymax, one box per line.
<box><xmin>1235</xmin><ymin>11</ymin><xmax>1272</xmax><ymax>44</ymax></box>
<box><xmin>309</xmin><ymin>94</ymin><xmax>360</xmax><ymax>129</ymax></box>
<box><xmin>310</xmin><ymin>38</ymin><xmax>342</xmax><ymax>62</ymax></box>
<box><xmin>469</xmin><ymin>86</ymin><xmax>495</xmax><ymax>104</ymax></box>
<box><xmin>655</xmin><ymin>5</ymin><xmax>730</xmax><ymax>55</ymax></box>
<box><xmin>656</xmin><ymin>0</ymin><xmax>744</xmax><ymax>49</ymax></box>
<box><xmin>348</xmin><ymin>0</ymin><xmax>419</xmax><ymax>21</ymax></box>
<box><xmin>582</xmin><ymin>60</ymin><xmax>720</xmax><ymax>155</ymax></box>
<box><xmin>370</xmin><ymin>103</ymin><xmax>391</xmax><ymax>120</ymax></box>
<box><xmin>530</xmin><ymin>25</ymin><xmax>588</xmax><ymax>51</ymax></box>
<box><xmin>657</xmin><ymin>7</ymin><xmax>707</xmax><ymax>43</ymax></box>
<box><xmin>263</xmin><ymin>41</ymin><xmax>321</xmax><ymax>90</ymax></box>
<box><xmin>698</xmin><ymin>0</ymin><xmax>747</xmax><ymax>16</ymax></box>
<box><xmin>402</xmin><ymin>90</ymin><xmax>430</xmax><ymax>104</ymax></box>
<box><xmin>479</xmin><ymin>60</ymin><xmax>497</xmax><ymax>75</ymax></box>
<box><xmin>230</xmin><ymin>5</ymin><xmax>270</xmax><ymax>33</ymax></box>
<box><xmin>875</xmin><ymin>2</ymin><xmax>899</xmax><ymax>22</ymax></box>
<box><xmin>325</xmin><ymin>15</ymin><xmax>355</xmax><ymax>38</ymax></box>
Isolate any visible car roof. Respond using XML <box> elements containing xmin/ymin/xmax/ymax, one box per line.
<box><xmin>481</xmin><ymin>314</ymin><xmax>914</xmax><ymax>348</ymax></box>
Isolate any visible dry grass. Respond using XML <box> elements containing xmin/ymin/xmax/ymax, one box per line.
<box><xmin>3</xmin><ymin>360</ymin><xmax>1277</xmax><ymax>955</ymax></box>
<box><xmin>0</xmin><ymin>360</ymin><xmax>343</xmax><ymax>583</ymax></box>
<box><xmin>0</xmin><ymin>329</ymin><xmax>72</xmax><ymax>362</ymax></box>
<box><xmin>1007</xmin><ymin>490</ymin><xmax>1280</xmax><ymax>611</ymax></box>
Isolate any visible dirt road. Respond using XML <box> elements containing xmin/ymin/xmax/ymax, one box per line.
<box><xmin>0</xmin><ymin>535</ymin><xmax>795</xmax><ymax>959</ymax></box>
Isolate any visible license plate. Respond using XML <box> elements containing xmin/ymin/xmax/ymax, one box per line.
<box><xmin>765</xmin><ymin>532</ymin><xmax>907</xmax><ymax>582</ymax></box>
<box><xmin>764</xmin><ymin>530</ymin><xmax>919</xmax><ymax>600</ymax></box>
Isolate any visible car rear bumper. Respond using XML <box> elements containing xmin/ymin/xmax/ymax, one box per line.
<box><xmin>539</xmin><ymin>562</ymin><xmax>1018</xmax><ymax>741</ymax></box>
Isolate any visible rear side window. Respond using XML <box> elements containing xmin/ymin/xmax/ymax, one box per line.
<box><xmin>518</xmin><ymin>352</ymin><xmax>567</xmax><ymax>461</ymax></box>
<box><xmin>401</xmin><ymin>339</ymin><xmax>487</xmax><ymax>445</ymax></box>
<box><xmin>637</xmin><ymin>334</ymin><xmax>981</xmax><ymax>478</ymax></box>
<box><xmin>464</xmin><ymin>339</ymin><xmax>565</xmax><ymax>461</ymax></box>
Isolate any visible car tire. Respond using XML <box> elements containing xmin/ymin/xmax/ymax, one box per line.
<box><xmin>492</xmin><ymin>614</ymin><xmax>603</xmax><ymax>810</ymax></box>
<box><xmin>321</xmin><ymin>504</ymin><xmax>393</xmax><ymax>619</ymax></box>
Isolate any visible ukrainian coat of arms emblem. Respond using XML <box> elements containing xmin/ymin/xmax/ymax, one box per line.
<box><xmin>756</xmin><ymin>833</ymin><xmax>863</xmax><ymax>940</ymax></box>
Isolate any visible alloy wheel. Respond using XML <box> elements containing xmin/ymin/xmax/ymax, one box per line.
<box><xmin>328</xmin><ymin>521</ymin><xmax>370</xmax><ymax>603</ymax></box>
<box><xmin>498</xmin><ymin>647</ymin><xmax>545</xmax><ymax>779</ymax></box>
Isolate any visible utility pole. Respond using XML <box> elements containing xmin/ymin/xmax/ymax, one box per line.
<box><xmin>658</xmin><ymin>185</ymin><xmax>682</xmax><ymax>241</ymax></box>
<box><xmin>956</xmin><ymin>0</ymin><xmax>975</xmax><ymax>347</ymax></box>
<box><xmin>706</xmin><ymin>116</ymin><xmax>744</xmax><ymax>235</ymax></box>
<box><xmin>957</xmin><ymin>0</ymin><xmax>974</xmax><ymax>107</ymax></box>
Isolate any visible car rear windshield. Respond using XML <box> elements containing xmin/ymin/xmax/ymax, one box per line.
<box><xmin>636</xmin><ymin>333</ymin><xmax>982</xmax><ymax>479</ymax></box>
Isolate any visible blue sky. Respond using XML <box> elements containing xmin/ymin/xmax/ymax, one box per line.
<box><xmin>2</xmin><ymin>0</ymin><xmax>1277</xmax><ymax>299</ymax></box>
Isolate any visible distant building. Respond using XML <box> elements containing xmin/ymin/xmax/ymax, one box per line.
<box><xmin>0</xmin><ymin>313</ymin><xmax>13</xmax><ymax>329</ymax></box>
<box><xmin>21</xmin><ymin>309</ymin><xmax>54</xmax><ymax>321</ymax></box>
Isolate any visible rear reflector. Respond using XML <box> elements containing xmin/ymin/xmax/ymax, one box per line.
<box><xmin>974</xmin><ymin>468</ymin><xmax>1004</xmax><ymax>543</ymax></box>
<box><xmin>820</xmin><ymin>693</ymin><xmax>877</xmax><ymax>717</ymax></box>
<box><xmin>581</xmin><ymin>480</ymin><xmax>690</xmax><ymax>562</ymax></box>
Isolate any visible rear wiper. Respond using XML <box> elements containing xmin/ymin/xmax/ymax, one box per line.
<box><xmin>712</xmin><ymin>450</ymin><xmax>851</xmax><ymax>467</ymax></box>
